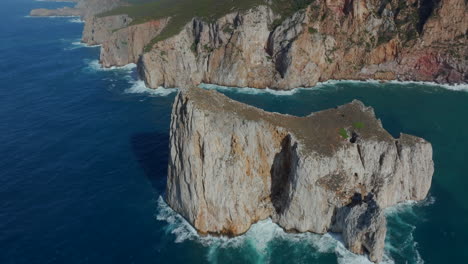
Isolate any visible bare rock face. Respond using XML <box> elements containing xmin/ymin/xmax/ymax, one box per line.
<box><xmin>139</xmin><ymin>6</ymin><xmax>278</xmax><ymax>89</ymax></box>
<box><xmin>29</xmin><ymin>7</ymin><xmax>82</xmax><ymax>17</ymax></box>
<box><xmin>139</xmin><ymin>0</ymin><xmax>466</xmax><ymax>89</ymax></box>
<box><xmin>36</xmin><ymin>0</ymin><xmax>466</xmax><ymax>86</ymax></box>
<box><xmin>82</xmin><ymin>15</ymin><xmax>130</xmax><ymax>46</ymax></box>
<box><xmin>99</xmin><ymin>18</ymin><xmax>169</xmax><ymax>67</ymax></box>
<box><xmin>167</xmin><ymin>87</ymin><xmax>434</xmax><ymax>262</ymax></box>
<box><xmin>331</xmin><ymin>193</ymin><xmax>387</xmax><ymax>263</ymax></box>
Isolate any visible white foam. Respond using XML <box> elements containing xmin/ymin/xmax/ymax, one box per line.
<box><xmin>25</xmin><ymin>15</ymin><xmax>80</xmax><ymax>18</ymax></box>
<box><xmin>201</xmin><ymin>80</ymin><xmax>468</xmax><ymax>96</ymax></box>
<box><xmin>387</xmin><ymin>80</ymin><xmax>468</xmax><ymax>91</ymax></box>
<box><xmin>68</xmin><ymin>18</ymin><xmax>83</xmax><ymax>23</ymax></box>
<box><xmin>65</xmin><ymin>41</ymin><xmax>100</xmax><ymax>50</ymax></box>
<box><xmin>316</xmin><ymin>79</ymin><xmax>468</xmax><ymax>92</ymax></box>
<box><xmin>385</xmin><ymin>196</ymin><xmax>435</xmax><ymax>217</ymax></box>
<box><xmin>200</xmin><ymin>83</ymin><xmax>305</xmax><ymax>96</ymax></box>
<box><xmin>85</xmin><ymin>59</ymin><xmax>136</xmax><ymax>72</ymax></box>
<box><xmin>125</xmin><ymin>80</ymin><xmax>178</xmax><ymax>96</ymax></box>
<box><xmin>156</xmin><ymin>196</ymin><xmax>397</xmax><ymax>264</ymax></box>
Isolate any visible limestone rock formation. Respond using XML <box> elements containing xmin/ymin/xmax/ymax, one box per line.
<box><xmin>167</xmin><ymin>87</ymin><xmax>434</xmax><ymax>262</ymax></box>
<box><xmin>138</xmin><ymin>0</ymin><xmax>466</xmax><ymax>89</ymax></box>
<box><xmin>33</xmin><ymin>0</ymin><xmax>466</xmax><ymax>84</ymax></box>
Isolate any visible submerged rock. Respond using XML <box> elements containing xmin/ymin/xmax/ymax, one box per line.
<box><xmin>166</xmin><ymin>87</ymin><xmax>434</xmax><ymax>262</ymax></box>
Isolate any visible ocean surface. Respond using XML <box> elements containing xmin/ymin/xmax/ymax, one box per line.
<box><xmin>1</xmin><ymin>0</ymin><xmax>467</xmax><ymax>263</ymax></box>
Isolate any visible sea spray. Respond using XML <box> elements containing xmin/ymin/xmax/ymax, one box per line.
<box><xmin>85</xmin><ymin>60</ymin><xmax>136</xmax><ymax>72</ymax></box>
<box><xmin>200</xmin><ymin>83</ymin><xmax>305</xmax><ymax>96</ymax></box>
<box><xmin>201</xmin><ymin>80</ymin><xmax>468</xmax><ymax>95</ymax></box>
<box><xmin>156</xmin><ymin>196</ymin><xmax>399</xmax><ymax>264</ymax></box>
<box><xmin>125</xmin><ymin>80</ymin><xmax>178</xmax><ymax>97</ymax></box>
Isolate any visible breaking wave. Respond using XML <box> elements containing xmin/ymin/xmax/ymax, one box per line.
<box><xmin>200</xmin><ymin>83</ymin><xmax>306</xmax><ymax>96</ymax></box>
<box><xmin>25</xmin><ymin>15</ymin><xmax>80</xmax><ymax>18</ymax></box>
<box><xmin>68</xmin><ymin>18</ymin><xmax>83</xmax><ymax>23</ymax></box>
<box><xmin>201</xmin><ymin>80</ymin><xmax>468</xmax><ymax>96</ymax></box>
<box><xmin>156</xmin><ymin>196</ymin><xmax>397</xmax><ymax>264</ymax></box>
<box><xmin>85</xmin><ymin>59</ymin><xmax>136</xmax><ymax>72</ymax></box>
<box><xmin>316</xmin><ymin>79</ymin><xmax>468</xmax><ymax>92</ymax></box>
<box><xmin>125</xmin><ymin>80</ymin><xmax>177</xmax><ymax>97</ymax></box>
<box><xmin>82</xmin><ymin>60</ymin><xmax>176</xmax><ymax>97</ymax></box>
<box><xmin>65</xmin><ymin>40</ymin><xmax>100</xmax><ymax>50</ymax></box>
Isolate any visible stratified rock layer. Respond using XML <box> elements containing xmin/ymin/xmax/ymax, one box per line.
<box><xmin>167</xmin><ymin>87</ymin><xmax>434</xmax><ymax>262</ymax></box>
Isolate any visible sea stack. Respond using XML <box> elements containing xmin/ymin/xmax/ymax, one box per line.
<box><xmin>166</xmin><ymin>87</ymin><xmax>434</xmax><ymax>263</ymax></box>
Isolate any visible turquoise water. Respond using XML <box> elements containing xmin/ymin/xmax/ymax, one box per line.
<box><xmin>1</xmin><ymin>0</ymin><xmax>467</xmax><ymax>263</ymax></box>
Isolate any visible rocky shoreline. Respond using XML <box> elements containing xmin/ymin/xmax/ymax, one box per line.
<box><xmin>29</xmin><ymin>0</ymin><xmax>452</xmax><ymax>262</ymax></box>
<box><xmin>31</xmin><ymin>0</ymin><xmax>466</xmax><ymax>90</ymax></box>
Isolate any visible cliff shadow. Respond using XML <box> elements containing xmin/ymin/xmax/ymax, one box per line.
<box><xmin>131</xmin><ymin>131</ymin><xmax>169</xmax><ymax>192</ymax></box>
<box><xmin>270</xmin><ymin>135</ymin><xmax>298</xmax><ymax>215</ymax></box>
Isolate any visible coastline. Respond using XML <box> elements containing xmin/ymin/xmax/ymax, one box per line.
<box><xmin>3</xmin><ymin>1</ymin><xmax>468</xmax><ymax>263</ymax></box>
<box><xmin>31</xmin><ymin>0</ymin><xmax>467</xmax><ymax>91</ymax></box>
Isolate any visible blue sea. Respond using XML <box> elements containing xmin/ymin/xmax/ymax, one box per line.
<box><xmin>1</xmin><ymin>0</ymin><xmax>467</xmax><ymax>263</ymax></box>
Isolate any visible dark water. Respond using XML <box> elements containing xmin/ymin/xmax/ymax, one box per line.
<box><xmin>1</xmin><ymin>1</ymin><xmax>467</xmax><ymax>263</ymax></box>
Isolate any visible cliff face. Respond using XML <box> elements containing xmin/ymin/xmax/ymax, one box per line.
<box><xmin>167</xmin><ymin>87</ymin><xmax>434</xmax><ymax>262</ymax></box>
<box><xmin>32</xmin><ymin>0</ymin><xmax>466</xmax><ymax>86</ymax></box>
<box><xmin>138</xmin><ymin>0</ymin><xmax>466</xmax><ymax>89</ymax></box>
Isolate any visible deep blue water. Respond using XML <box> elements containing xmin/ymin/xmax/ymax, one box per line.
<box><xmin>1</xmin><ymin>1</ymin><xmax>467</xmax><ymax>263</ymax></box>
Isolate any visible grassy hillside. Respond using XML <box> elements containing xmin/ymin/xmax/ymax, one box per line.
<box><xmin>100</xmin><ymin>0</ymin><xmax>314</xmax><ymax>49</ymax></box>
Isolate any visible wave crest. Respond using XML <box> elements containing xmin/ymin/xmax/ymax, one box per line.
<box><xmin>200</xmin><ymin>80</ymin><xmax>468</xmax><ymax>95</ymax></box>
<box><xmin>125</xmin><ymin>80</ymin><xmax>177</xmax><ymax>97</ymax></box>
<box><xmin>156</xmin><ymin>196</ymin><xmax>398</xmax><ymax>264</ymax></box>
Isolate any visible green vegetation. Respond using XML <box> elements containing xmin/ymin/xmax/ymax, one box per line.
<box><xmin>339</xmin><ymin>128</ymin><xmax>349</xmax><ymax>139</ymax></box>
<box><xmin>308</xmin><ymin>27</ymin><xmax>317</xmax><ymax>34</ymax></box>
<box><xmin>100</xmin><ymin>0</ymin><xmax>316</xmax><ymax>51</ymax></box>
<box><xmin>353</xmin><ymin>122</ymin><xmax>364</xmax><ymax>129</ymax></box>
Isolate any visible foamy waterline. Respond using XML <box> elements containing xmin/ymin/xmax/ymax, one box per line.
<box><xmin>200</xmin><ymin>83</ymin><xmax>306</xmax><ymax>96</ymax></box>
<box><xmin>125</xmin><ymin>80</ymin><xmax>178</xmax><ymax>96</ymax></box>
<box><xmin>85</xmin><ymin>59</ymin><xmax>136</xmax><ymax>72</ymax></box>
<box><xmin>156</xmin><ymin>196</ymin><xmax>402</xmax><ymax>264</ymax></box>
<box><xmin>25</xmin><ymin>15</ymin><xmax>81</xmax><ymax>18</ymax></box>
<box><xmin>68</xmin><ymin>18</ymin><xmax>83</xmax><ymax>23</ymax></box>
<box><xmin>83</xmin><ymin>60</ymin><xmax>176</xmax><ymax>96</ymax></box>
<box><xmin>201</xmin><ymin>80</ymin><xmax>468</xmax><ymax>96</ymax></box>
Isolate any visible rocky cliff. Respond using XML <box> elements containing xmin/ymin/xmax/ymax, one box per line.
<box><xmin>167</xmin><ymin>87</ymin><xmax>434</xmax><ymax>262</ymax></box>
<box><xmin>139</xmin><ymin>0</ymin><xmax>467</xmax><ymax>89</ymax></box>
<box><xmin>32</xmin><ymin>0</ymin><xmax>466</xmax><ymax>87</ymax></box>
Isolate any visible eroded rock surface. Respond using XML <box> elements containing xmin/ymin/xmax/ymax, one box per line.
<box><xmin>139</xmin><ymin>0</ymin><xmax>467</xmax><ymax>88</ymax></box>
<box><xmin>167</xmin><ymin>87</ymin><xmax>434</xmax><ymax>262</ymax></box>
<box><xmin>32</xmin><ymin>0</ymin><xmax>466</xmax><ymax>84</ymax></box>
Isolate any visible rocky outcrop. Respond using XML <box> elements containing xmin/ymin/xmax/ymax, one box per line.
<box><xmin>99</xmin><ymin>18</ymin><xmax>170</xmax><ymax>67</ymax></box>
<box><xmin>139</xmin><ymin>0</ymin><xmax>466</xmax><ymax>89</ymax></box>
<box><xmin>29</xmin><ymin>7</ymin><xmax>82</xmax><ymax>17</ymax></box>
<box><xmin>167</xmin><ymin>87</ymin><xmax>434</xmax><ymax>262</ymax></box>
<box><xmin>81</xmin><ymin>15</ymin><xmax>131</xmax><ymax>46</ymax></box>
<box><xmin>30</xmin><ymin>0</ymin><xmax>122</xmax><ymax>19</ymax></box>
